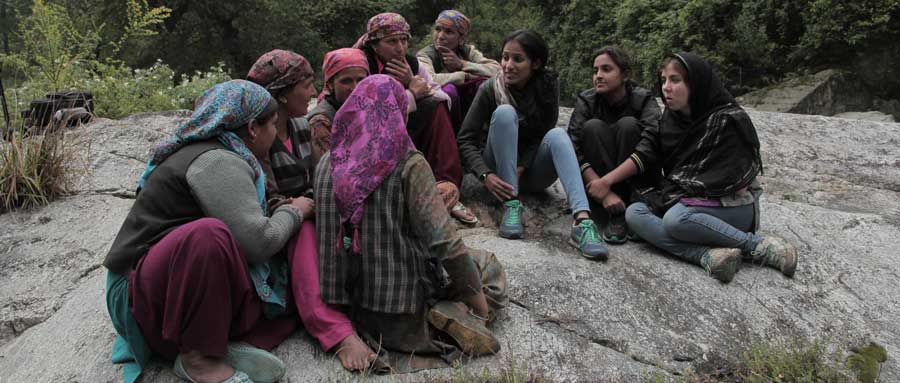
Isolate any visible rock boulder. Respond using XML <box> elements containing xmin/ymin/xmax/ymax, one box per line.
<box><xmin>1</xmin><ymin>108</ymin><xmax>898</xmax><ymax>382</ymax></box>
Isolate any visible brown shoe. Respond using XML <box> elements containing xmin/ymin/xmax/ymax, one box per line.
<box><xmin>427</xmin><ymin>301</ymin><xmax>500</xmax><ymax>356</ymax></box>
<box><xmin>751</xmin><ymin>236</ymin><xmax>798</xmax><ymax>277</ymax></box>
<box><xmin>701</xmin><ymin>248</ymin><xmax>741</xmax><ymax>283</ymax></box>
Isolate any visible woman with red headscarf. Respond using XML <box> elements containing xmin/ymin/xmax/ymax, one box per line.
<box><xmin>247</xmin><ymin>49</ymin><xmax>376</xmax><ymax>371</ymax></box>
<box><xmin>308</xmin><ymin>48</ymin><xmax>371</xmax><ymax>161</ymax></box>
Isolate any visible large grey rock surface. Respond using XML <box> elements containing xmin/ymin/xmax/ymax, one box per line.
<box><xmin>739</xmin><ymin>69</ymin><xmax>875</xmax><ymax>117</ymax></box>
<box><xmin>1</xmin><ymin>108</ymin><xmax>898</xmax><ymax>382</ymax></box>
<box><xmin>833</xmin><ymin>111</ymin><xmax>897</xmax><ymax>123</ymax></box>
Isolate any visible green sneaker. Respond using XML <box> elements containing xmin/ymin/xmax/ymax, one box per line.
<box><xmin>701</xmin><ymin>248</ymin><xmax>741</xmax><ymax>283</ymax></box>
<box><xmin>601</xmin><ymin>214</ymin><xmax>628</xmax><ymax>244</ymax></box>
<box><xmin>751</xmin><ymin>236</ymin><xmax>798</xmax><ymax>277</ymax></box>
<box><xmin>499</xmin><ymin>199</ymin><xmax>524</xmax><ymax>239</ymax></box>
<box><xmin>570</xmin><ymin>219</ymin><xmax>609</xmax><ymax>261</ymax></box>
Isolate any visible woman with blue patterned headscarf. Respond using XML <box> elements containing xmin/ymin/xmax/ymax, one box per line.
<box><xmin>103</xmin><ymin>80</ymin><xmax>313</xmax><ymax>383</ymax></box>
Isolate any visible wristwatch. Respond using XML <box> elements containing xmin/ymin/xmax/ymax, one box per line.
<box><xmin>479</xmin><ymin>171</ymin><xmax>493</xmax><ymax>182</ymax></box>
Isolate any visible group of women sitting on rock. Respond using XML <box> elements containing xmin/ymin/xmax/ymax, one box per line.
<box><xmin>102</xmin><ymin>9</ymin><xmax>799</xmax><ymax>383</ymax></box>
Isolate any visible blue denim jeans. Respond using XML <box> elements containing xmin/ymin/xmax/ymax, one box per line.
<box><xmin>625</xmin><ymin>201</ymin><xmax>761</xmax><ymax>264</ymax></box>
<box><xmin>482</xmin><ymin>105</ymin><xmax>590</xmax><ymax>215</ymax></box>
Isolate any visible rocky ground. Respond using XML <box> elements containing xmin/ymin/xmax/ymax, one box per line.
<box><xmin>0</xmin><ymin>108</ymin><xmax>898</xmax><ymax>382</ymax></box>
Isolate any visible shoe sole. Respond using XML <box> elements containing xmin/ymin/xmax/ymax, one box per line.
<box><xmin>498</xmin><ymin>230</ymin><xmax>523</xmax><ymax>239</ymax></box>
<box><xmin>427</xmin><ymin>307</ymin><xmax>500</xmax><ymax>356</ymax></box>
<box><xmin>601</xmin><ymin>232</ymin><xmax>627</xmax><ymax>245</ymax></box>
<box><xmin>224</xmin><ymin>342</ymin><xmax>286</xmax><ymax>383</ymax></box>
<box><xmin>781</xmin><ymin>250</ymin><xmax>798</xmax><ymax>278</ymax></box>
<box><xmin>174</xmin><ymin>356</ymin><xmax>253</xmax><ymax>383</ymax></box>
<box><xmin>569</xmin><ymin>238</ymin><xmax>608</xmax><ymax>261</ymax></box>
<box><xmin>709</xmin><ymin>250</ymin><xmax>741</xmax><ymax>283</ymax></box>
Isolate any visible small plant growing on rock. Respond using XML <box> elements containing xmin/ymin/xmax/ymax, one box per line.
<box><xmin>0</xmin><ymin>128</ymin><xmax>79</xmax><ymax>211</ymax></box>
<box><xmin>736</xmin><ymin>338</ymin><xmax>852</xmax><ymax>383</ymax></box>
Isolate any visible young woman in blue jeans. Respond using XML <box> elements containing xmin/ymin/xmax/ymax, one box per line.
<box><xmin>457</xmin><ymin>30</ymin><xmax>608</xmax><ymax>260</ymax></box>
<box><xmin>588</xmin><ymin>52</ymin><xmax>798</xmax><ymax>282</ymax></box>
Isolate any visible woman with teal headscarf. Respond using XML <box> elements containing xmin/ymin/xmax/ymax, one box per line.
<box><xmin>103</xmin><ymin>80</ymin><xmax>313</xmax><ymax>383</ymax></box>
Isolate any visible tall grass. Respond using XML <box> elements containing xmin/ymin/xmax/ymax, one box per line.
<box><xmin>0</xmin><ymin>128</ymin><xmax>78</xmax><ymax>211</ymax></box>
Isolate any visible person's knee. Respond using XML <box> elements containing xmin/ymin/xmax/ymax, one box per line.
<box><xmin>661</xmin><ymin>205</ymin><xmax>691</xmax><ymax>238</ymax></box>
<box><xmin>582</xmin><ymin>119</ymin><xmax>608</xmax><ymax>140</ymax></box>
<box><xmin>544</xmin><ymin>127</ymin><xmax>571</xmax><ymax>147</ymax></box>
<box><xmin>625</xmin><ymin>202</ymin><xmax>651</xmax><ymax>226</ymax></box>
<box><xmin>442</xmin><ymin>83</ymin><xmax>460</xmax><ymax>97</ymax></box>
<box><xmin>491</xmin><ymin>105</ymin><xmax>518</xmax><ymax>129</ymax></box>
<box><xmin>189</xmin><ymin>218</ymin><xmax>230</xmax><ymax>237</ymax></box>
<box><xmin>616</xmin><ymin>116</ymin><xmax>641</xmax><ymax>138</ymax></box>
<box><xmin>186</xmin><ymin>218</ymin><xmax>240</xmax><ymax>260</ymax></box>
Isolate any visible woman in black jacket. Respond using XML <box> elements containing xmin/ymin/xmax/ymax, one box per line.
<box><xmin>589</xmin><ymin>52</ymin><xmax>798</xmax><ymax>283</ymax></box>
<box><xmin>567</xmin><ymin>46</ymin><xmax>661</xmax><ymax>244</ymax></box>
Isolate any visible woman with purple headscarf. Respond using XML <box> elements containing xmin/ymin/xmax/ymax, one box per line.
<box><xmin>315</xmin><ymin>75</ymin><xmax>507</xmax><ymax>371</ymax></box>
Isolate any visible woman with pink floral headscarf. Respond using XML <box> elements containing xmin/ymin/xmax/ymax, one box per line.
<box><xmin>315</xmin><ymin>75</ymin><xmax>507</xmax><ymax>370</ymax></box>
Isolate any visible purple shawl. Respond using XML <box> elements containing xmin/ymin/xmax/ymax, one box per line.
<box><xmin>331</xmin><ymin>74</ymin><xmax>414</xmax><ymax>227</ymax></box>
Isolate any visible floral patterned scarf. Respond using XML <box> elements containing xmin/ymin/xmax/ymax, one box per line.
<box><xmin>352</xmin><ymin>12</ymin><xmax>411</xmax><ymax>49</ymax></box>
<box><xmin>331</xmin><ymin>74</ymin><xmax>413</xmax><ymax>228</ymax></box>
<box><xmin>138</xmin><ymin>80</ymin><xmax>271</xmax><ymax>210</ymax></box>
<box><xmin>436</xmin><ymin>10</ymin><xmax>470</xmax><ymax>38</ymax></box>
<box><xmin>247</xmin><ymin>49</ymin><xmax>314</xmax><ymax>94</ymax></box>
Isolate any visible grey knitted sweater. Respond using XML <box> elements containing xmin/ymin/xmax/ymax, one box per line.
<box><xmin>186</xmin><ymin>149</ymin><xmax>301</xmax><ymax>264</ymax></box>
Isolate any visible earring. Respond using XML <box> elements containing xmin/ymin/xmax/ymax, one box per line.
<box><xmin>278</xmin><ymin>97</ymin><xmax>288</xmax><ymax>104</ymax></box>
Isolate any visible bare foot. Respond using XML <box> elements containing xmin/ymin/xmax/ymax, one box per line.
<box><xmin>334</xmin><ymin>334</ymin><xmax>376</xmax><ymax>371</ymax></box>
<box><xmin>180</xmin><ymin>350</ymin><xmax>235</xmax><ymax>383</ymax></box>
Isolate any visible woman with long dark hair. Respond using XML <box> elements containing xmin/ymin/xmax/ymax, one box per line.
<box><xmin>567</xmin><ymin>46</ymin><xmax>661</xmax><ymax>244</ymax></box>
<box><xmin>457</xmin><ymin>30</ymin><xmax>608</xmax><ymax>260</ymax></box>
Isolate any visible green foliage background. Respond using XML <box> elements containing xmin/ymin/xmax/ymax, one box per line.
<box><xmin>2</xmin><ymin>0</ymin><xmax>899</xmax><ymax>112</ymax></box>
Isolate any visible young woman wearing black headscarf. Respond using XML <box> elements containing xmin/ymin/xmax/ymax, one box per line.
<box><xmin>588</xmin><ymin>52</ymin><xmax>798</xmax><ymax>283</ymax></box>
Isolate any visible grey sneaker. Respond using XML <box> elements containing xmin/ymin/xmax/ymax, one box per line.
<box><xmin>701</xmin><ymin>248</ymin><xmax>741</xmax><ymax>283</ymax></box>
<box><xmin>570</xmin><ymin>219</ymin><xmax>609</xmax><ymax>261</ymax></box>
<box><xmin>751</xmin><ymin>236</ymin><xmax>798</xmax><ymax>277</ymax></box>
<box><xmin>499</xmin><ymin>199</ymin><xmax>524</xmax><ymax>239</ymax></box>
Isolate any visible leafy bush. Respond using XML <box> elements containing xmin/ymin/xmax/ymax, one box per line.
<box><xmin>79</xmin><ymin>61</ymin><xmax>230</xmax><ymax>119</ymax></box>
<box><xmin>0</xmin><ymin>0</ymin><xmax>226</xmax><ymax>211</ymax></box>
